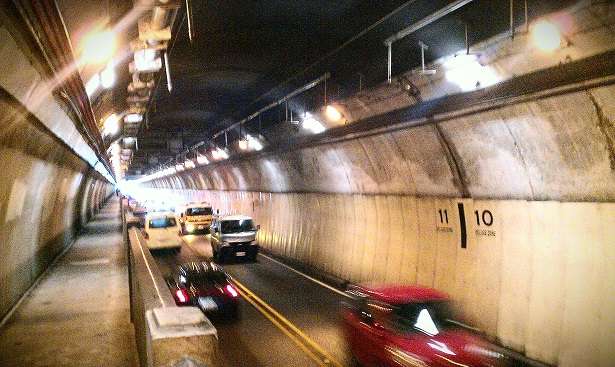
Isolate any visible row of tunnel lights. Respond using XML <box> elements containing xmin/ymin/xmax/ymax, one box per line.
<box><xmin>135</xmin><ymin>106</ymin><xmax>343</xmax><ymax>183</ymax></box>
<box><xmin>78</xmin><ymin>10</ymin><xmax>565</xmax><ymax>181</ymax></box>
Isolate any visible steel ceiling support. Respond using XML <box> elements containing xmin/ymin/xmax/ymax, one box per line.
<box><xmin>384</xmin><ymin>0</ymin><xmax>474</xmax><ymax>45</ymax></box>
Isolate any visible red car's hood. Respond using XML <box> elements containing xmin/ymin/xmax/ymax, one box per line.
<box><xmin>391</xmin><ymin>329</ymin><xmax>506</xmax><ymax>367</ymax></box>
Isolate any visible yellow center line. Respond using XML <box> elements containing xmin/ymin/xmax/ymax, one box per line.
<box><xmin>229</xmin><ymin>276</ymin><xmax>344</xmax><ymax>367</ymax></box>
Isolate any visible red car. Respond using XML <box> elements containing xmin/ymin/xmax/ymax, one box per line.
<box><xmin>166</xmin><ymin>262</ymin><xmax>240</xmax><ymax>318</ymax></box>
<box><xmin>342</xmin><ymin>284</ymin><xmax>509</xmax><ymax>367</ymax></box>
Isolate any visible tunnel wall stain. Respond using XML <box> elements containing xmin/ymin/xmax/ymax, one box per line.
<box><xmin>0</xmin><ymin>92</ymin><xmax>112</xmax><ymax>321</ymax></box>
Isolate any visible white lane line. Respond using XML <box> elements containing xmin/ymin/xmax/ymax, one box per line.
<box><xmin>258</xmin><ymin>253</ymin><xmax>352</xmax><ymax>299</ymax></box>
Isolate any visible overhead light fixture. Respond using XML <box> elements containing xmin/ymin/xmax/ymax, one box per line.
<box><xmin>100</xmin><ymin>64</ymin><xmax>116</xmax><ymax>89</ymax></box>
<box><xmin>134</xmin><ymin>48</ymin><xmax>162</xmax><ymax>72</ymax></box>
<box><xmin>238</xmin><ymin>138</ymin><xmax>249</xmax><ymax>151</ymax></box>
<box><xmin>85</xmin><ymin>74</ymin><xmax>100</xmax><ymax>97</ymax></box>
<box><xmin>124</xmin><ymin>113</ymin><xmax>143</xmax><ymax>123</ymax></box>
<box><xmin>123</xmin><ymin>137</ymin><xmax>135</xmax><ymax>145</ymax></box>
<box><xmin>175</xmin><ymin>163</ymin><xmax>185</xmax><ymax>172</ymax></box>
<box><xmin>324</xmin><ymin>105</ymin><xmax>343</xmax><ymax>122</ymax></box>
<box><xmin>531</xmin><ymin>19</ymin><xmax>562</xmax><ymax>52</ymax></box>
<box><xmin>81</xmin><ymin>30</ymin><xmax>116</xmax><ymax>65</ymax></box>
<box><xmin>212</xmin><ymin>147</ymin><xmax>228</xmax><ymax>160</ymax></box>
<box><xmin>103</xmin><ymin>114</ymin><xmax>120</xmax><ymax>136</ymax></box>
<box><xmin>302</xmin><ymin>112</ymin><xmax>326</xmax><ymax>134</ymax></box>
<box><xmin>444</xmin><ymin>53</ymin><xmax>499</xmax><ymax>92</ymax></box>
<box><xmin>184</xmin><ymin>159</ymin><xmax>196</xmax><ymax>169</ymax></box>
<box><xmin>196</xmin><ymin>154</ymin><xmax>209</xmax><ymax>165</ymax></box>
<box><xmin>246</xmin><ymin>134</ymin><xmax>263</xmax><ymax>151</ymax></box>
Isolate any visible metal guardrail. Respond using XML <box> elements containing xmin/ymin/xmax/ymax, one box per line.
<box><xmin>124</xmin><ymin>203</ymin><xmax>219</xmax><ymax>367</ymax></box>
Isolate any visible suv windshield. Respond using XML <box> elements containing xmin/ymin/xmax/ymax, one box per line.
<box><xmin>149</xmin><ymin>217</ymin><xmax>177</xmax><ymax>228</ymax></box>
<box><xmin>186</xmin><ymin>207</ymin><xmax>213</xmax><ymax>216</ymax></box>
<box><xmin>221</xmin><ymin>219</ymin><xmax>255</xmax><ymax>233</ymax></box>
<box><xmin>391</xmin><ymin>301</ymin><xmax>452</xmax><ymax>336</ymax></box>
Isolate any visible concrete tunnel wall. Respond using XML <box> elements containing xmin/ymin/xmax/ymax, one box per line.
<box><xmin>0</xmin><ymin>6</ymin><xmax>114</xmax><ymax>321</ymax></box>
<box><xmin>0</xmin><ymin>91</ymin><xmax>113</xmax><ymax>321</ymax></box>
<box><xmin>146</xmin><ymin>4</ymin><xmax>615</xmax><ymax>365</ymax></box>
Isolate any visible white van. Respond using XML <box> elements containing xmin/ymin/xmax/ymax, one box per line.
<box><xmin>144</xmin><ymin>212</ymin><xmax>182</xmax><ymax>250</ymax></box>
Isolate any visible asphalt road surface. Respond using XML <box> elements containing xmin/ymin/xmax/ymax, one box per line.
<box><xmin>152</xmin><ymin>233</ymin><xmax>352</xmax><ymax>367</ymax></box>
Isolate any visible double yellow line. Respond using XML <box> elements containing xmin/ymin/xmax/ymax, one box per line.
<box><xmin>229</xmin><ymin>276</ymin><xmax>344</xmax><ymax>367</ymax></box>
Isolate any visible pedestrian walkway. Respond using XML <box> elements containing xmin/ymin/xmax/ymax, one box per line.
<box><xmin>0</xmin><ymin>197</ymin><xmax>137</xmax><ymax>367</ymax></box>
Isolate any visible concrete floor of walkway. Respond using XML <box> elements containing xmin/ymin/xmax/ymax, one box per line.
<box><xmin>0</xmin><ymin>197</ymin><xmax>137</xmax><ymax>367</ymax></box>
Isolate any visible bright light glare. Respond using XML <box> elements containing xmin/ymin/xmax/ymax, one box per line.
<box><xmin>85</xmin><ymin>74</ymin><xmax>100</xmax><ymax>97</ymax></box>
<box><xmin>238</xmin><ymin>139</ymin><xmax>248</xmax><ymax>150</ymax></box>
<box><xmin>123</xmin><ymin>137</ymin><xmax>135</xmax><ymax>145</ymax></box>
<box><xmin>196</xmin><ymin>154</ymin><xmax>209</xmax><ymax>165</ymax></box>
<box><xmin>212</xmin><ymin>147</ymin><xmax>229</xmax><ymax>160</ymax></box>
<box><xmin>414</xmin><ymin>309</ymin><xmax>439</xmax><ymax>336</ymax></box>
<box><xmin>325</xmin><ymin>105</ymin><xmax>342</xmax><ymax>122</ymax></box>
<box><xmin>184</xmin><ymin>159</ymin><xmax>196</xmax><ymax>169</ymax></box>
<box><xmin>531</xmin><ymin>20</ymin><xmax>562</xmax><ymax>52</ymax></box>
<box><xmin>246</xmin><ymin>134</ymin><xmax>263</xmax><ymax>151</ymax></box>
<box><xmin>302</xmin><ymin>113</ymin><xmax>326</xmax><ymax>134</ymax></box>
<box><xmin>175</xmin><ymin>163</ymin><xmax>185</xmax><ymax>172</ymax></box>
<box><xmin>134</xmin><ymin>48</ymin><xmax>162</xmax><ymax>72</ymax></box>
<box><xmin>444</xmin><ymin>54</ymin><xmax>499</xmax><ymax>92</ymax></box>
<box><xmin>124</xmin><ymin>113</ymin><xmax>143</xmax><ymax>123</ymax></box>
<box><xmin>225</xmin><ymin>284</ymin><xmax>238</xmax><ymax>297</ymax></box>
<box><xmin>103</xmin><ymin>114</ymin><xmax>120</xmax><ymax>136</ymax></box>
<box><xmin>81</xmin><ymin>30</ymin><xmax>116</xmax><ymax>64</ymax></box>
<box><xmin>100</xmin><ymin>65</ymin><xmax>116</xmax><ymax>88</ymax></box>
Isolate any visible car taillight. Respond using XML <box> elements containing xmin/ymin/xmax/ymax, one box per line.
<box><xmin>175</xmin><ymin>289</ymin><xmax>189</xmax><ymax>304</ymax></box>
<box><xmin>225</xmin><ymin>284</ymin><xmax>239</xmax><ymax>297</ymax></box>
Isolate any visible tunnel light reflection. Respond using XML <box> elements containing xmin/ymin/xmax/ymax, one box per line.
<box><xmin>196</xmin><ymin>154</ymin><xmax>209</xmax><ymax>165</ymax></box>
<box><xmin>325</xmin><ymin>105</ymin><xmax>343</xmax><ymax>122</ymax></box>
<box><xmin>175</xmin><ymin>163</ymin><xmax>185</xmax><ymax>172</ymax></box>
<box><xmin>531</xmin><ymin>19</ymin><xmax>562</xmax><ymax>52</ymax></box>
<box><xmin>134</xmin><ymin>48</ymin><xmax>161</xmax><ymax>72</ymax></box>
<box><xmin>85</xmin><ymin>74</ymin><xmax>101</xmax><ymax>97</ymax></box>
<box><xmin>302</xmin><ymin>113</ymin><xmax>326</xmax><ymax>134</ymax></box>
<box><xmin>184</xmin><ymin>159</ymin><xmax>196</xmax><ymax>169</ymax></box>
<box><xmin>444</xmin><ymin>53</ymin><xmax>499</xmax><ymax>92</ymax></box>
<box><xmin>100</xmin><ymin>64</ymin><xmax>116</xmax><ymax>89</ymax></box>
<box><xmin>238</xmin><ymin>138</ymin><xmax>248</xmax><ymax>150</ymax></box>
<box><xmin>124</xmin><ymin>113</ymin><xmax>143</xmax><ymax>123</ymax></box>
<box><xmin>212</xmin><ymin>147</ymin><xmax>229</xmax><ymax>160</ymax></box>
<box><xmin>81</xmin><ymin>30</ymin><xmax>116</xmax><ymax>65</ymax></box>
<box><xmin>103</xmin><ymin>114</ymin><xmax>120</xmax><ymax>136</ymax></box>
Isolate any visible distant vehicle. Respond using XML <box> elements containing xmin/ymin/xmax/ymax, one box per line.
<box><xmin>166</xmin><ymin>261</ymin><xmax>240</xmax><ymax>317</ymax></box>
<box><xmin>210</xmin><ymin>215</ymin><xmax>259</xmax><ymax>262</ymax></box>
<box><xmin>176</xmin><ymin>202</ymin><xmax>214</xmax><ymax>235</ymax></box>
<box><xmin>342</xmin><ymin>284</ymin><xmax>509</xmax><ymax>367</ymax></box>
<box><xmin>143</xmin><ymin>212</ymin><xmax>182</xmax><ymax>250</ymax></box>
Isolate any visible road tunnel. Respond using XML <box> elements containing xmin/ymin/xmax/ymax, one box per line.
<box><xmin>1</xmin><ymin>1</ymin><xmax>614</xmax><ymax>367</ymax></box>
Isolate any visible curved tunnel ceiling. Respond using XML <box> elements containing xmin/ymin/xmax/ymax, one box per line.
<box><xmin>136</xmin><ymin>0</ymin><xmax>576</xmax><ymax>174</ymax></box>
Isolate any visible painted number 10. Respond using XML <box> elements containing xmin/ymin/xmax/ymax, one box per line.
<box><xmin>474</xmin><ymin>210</ymin><xmax>493</xmax><ymax>226</ymax></box>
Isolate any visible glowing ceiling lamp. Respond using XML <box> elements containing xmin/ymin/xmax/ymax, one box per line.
<box><xmin>81</xmin><ymin>30</ymin><xmax>116</xmax><ymax>65</ymax></box>
<box><xmin>134</xmin><ymin>48</ymin><xmax>162</xmax><ymax>72</ymax></box>
<box><xmin>196</xmin><ymin>154</ymin><xmax>209</xmax><ymax>165</ymax></box>
<box><xmin>444</xmin><ymin>53</ymin><xmax>499</xmax><ymax>92</ymax></box>
<box><xmin>103</xmin><ymin>114</ymin><xmax>120</xmax><ymax>136</ymax></box>
<box><xmin>124</xmin><ymin>113</ymin><xmax>143</xmax><ymax>123</ymax></box>
<box><xmin>212</xmin><ymin>147</ymin><xmax>228</xmax><ymax>160</ymax></box>
<box><xmin>175</xmin><ymin>163</ymin><xmax>185</xmax><ymax>172</ymax></box>
<box><xmin>531</xmin><ymin>19</ymin><xmax>562</xmax><ymax>52</ymax></box>
<box><xmin>324</xmin><ymin>105</ymin><xmax>343</xmax><ymax>122</ymax></box>
<box><xmin>100</xmin><ymin>64</ymin><xmax>116</xmax><ymax>89</ymax></box>
<box><xmin>85</xmin><ymin>74</ymin><xmax>100</xmax><ymax>97</ymax></box>
<box><xmin>184</xmin><ymin>159</ymin><xmax>196</xmax><ymax>169</ymax></box>
<box><xmin>238</xmin><ymin>138</ymin><xmax>249</xmax><ymax>150</ymax></box>
<box><xmin>247</xmin><ymin>134</ymin><xmax>263</xmax><ymax>151</ymax></box>
<box><xmin>302</xmin><ymin>112</ymin><xmax>326</xmax><ymax>134</ymax></box>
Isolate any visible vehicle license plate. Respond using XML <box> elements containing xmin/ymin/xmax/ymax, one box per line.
<box><xmin>236</xmin><ymin>251</ymin><xmax>246</xmax><ymax>257</ymax></box>
<box><xmin>198</xmin><ymin>297</ymin><xmax>218</xmax><ymax>311</ymax></box>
